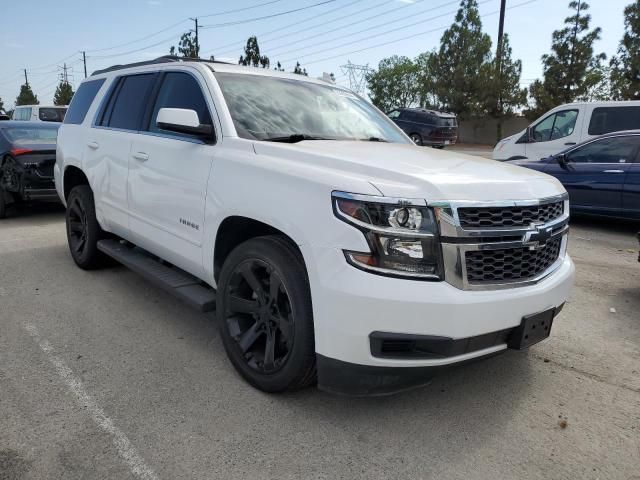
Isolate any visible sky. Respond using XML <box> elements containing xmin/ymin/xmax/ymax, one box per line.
<box><xmin>0</xmin><ymin>0</ymin><xmax>632</xmax><ymax>108</ymax></box>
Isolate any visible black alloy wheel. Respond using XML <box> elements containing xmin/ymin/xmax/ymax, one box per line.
<box><xmin>68</xmin><ymin>195</ymin><xmax>89</xmax><ymax>256</ymax></box>
<box><xmin>217</xmin><ymin>236</ymin><xmax>316</xmax><ymax>392</ymax></box>
<box><xmin>410</xmin><ymin>133</ymin><xmax>422</xmax><ymax>145</ymax></box>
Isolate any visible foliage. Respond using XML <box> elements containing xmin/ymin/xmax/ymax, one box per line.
<box><xmin>428</xmin><ymin>0</ymin><xmax>492</xmax><ymax>117</ymax></box>
<box><xmin>366</xmin><ymin>55</ymin><xmax>420</xmax><ymax>112</ymax></box>
<box><xmin>53</xmin><ymin>81</ymin><xmax>74</xmax><ymax>106</ymax></box>
<box><xmin>239</xmin><ymin>36</ymin><xmax>270</xmax><ymax>68</ymax></box>
<box><xmin>169</xmin><ymin>31</ymin><xmax>199</xmax><ymax>58</ymax></box>
<box><xmin>609</xmin><ymin>0</ymin><xmax>640</xmax><ymax>99</ymax></box>
<box><xmin>529</xmin><ymin>1</ymin><xmax>605</xmax><ymax>117</ymax></box>
<box><xmin>482</xmin><ymin>34</ymin><xmax>528</xmax><ymax>117</ymax></box>
<box><xmin>292</xmin><ymin>62</ymin><xmax>308</xmax><ymax>76</ymax></box>
<box><xmin>15</xmin><ymin>83</ymin><xmax>38</xmax><ymax>106</ymax></box>
<box><xmin>274</xmin><ymin>61</ymin><xmax>285</xmax><ymax>72</ymax></box>
<box><xmin>413</xmin><ymin>52</ymin><xmax>439</xmax><ymax>110</ymax></box>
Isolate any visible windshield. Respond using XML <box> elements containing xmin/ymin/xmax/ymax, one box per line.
<box><xmin>39</xmin><ymin>107</ymin><xmax>67</xmax><ymax>122</ymax></box>
<box><xmin>2</xmin><ymin>125</ymin><xmax>59</xmax><ymax>142</ymax></box>
<box><xmin>437</xmin><ymin>117</ymin><xmax>457</xmax><ymax>127</ymax></box>
<box><xmin>214</xmin><ymin>72</ymin><xmax>409</xmax><ymax>143</ymax></box>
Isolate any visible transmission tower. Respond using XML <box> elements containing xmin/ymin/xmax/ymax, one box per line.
<box><xmin>340</xmin><ymin>61</ymin><xmax>371</xmax><ymax>96</ymax></box>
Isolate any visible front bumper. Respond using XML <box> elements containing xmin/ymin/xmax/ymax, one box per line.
<box><xmin>306</xmin><ymin>243</ymin><xmax>574</xmax><ymax>394</ymax></box>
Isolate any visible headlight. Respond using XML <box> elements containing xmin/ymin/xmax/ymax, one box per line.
<box><xmin>332</xmin><ymin>191</ymin><xmax>442</xmax><ymax>280</ymax></box>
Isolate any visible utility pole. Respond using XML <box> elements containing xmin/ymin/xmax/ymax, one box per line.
<box><xmin>82</xmin><ymin>51</ymin><xmax>87</xmax><ymax>78</ymax></box>
<box><xmin>495</xmin><ymin>0</ymin><xmax>506</xmax><ymax>142</ymax></box>
<box><xmin>190</xmin><ymin>17</ymin><xmax>199</xmax><ymax>57</ymax></box>
<box><xmin>24</xmin><ymin>69</ymin><xmax>28</xmax><ymax>86</ymax></box>
<box><xmin>63</xmin><ymin>63</ymin><xmax>68</xmax><ymax>83</ymax></box>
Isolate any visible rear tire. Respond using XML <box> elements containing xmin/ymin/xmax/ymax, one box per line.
<box><xmin>0</xmin><ymin>187</ymin><xmax>6</xmax><ymax>219</ymax></box>
<box><xmin>409</xmin><ymin>133</ymin><xmax>422</xmax><ymax>146</ymax></box>
<box><xmin>217</xmin><ymin>235</ymin><xmax>316</xmax><ymax>392</ymax></box>
<box><xmin>65</xmin><ymin>185</ymin><xmax>111</xmax><ymax>270</ymax></box>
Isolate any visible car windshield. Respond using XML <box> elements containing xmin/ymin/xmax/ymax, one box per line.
<box><xmin>214</xmin><ymin>72</ymin><xmax>409</xmax><ymax>143</ymax></box>
<box><xmin>38</xmin><ymin>107</ymin><xmax>67</xmax><ymax>122</ymax></box>
<box><xmin>2</xmin><ymin>125</ymin><xmax>59</xmax><ymax>142</ymax></box>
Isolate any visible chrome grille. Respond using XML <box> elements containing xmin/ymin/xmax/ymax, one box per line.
<box><xmin>457</xmin><ymin>201</ymin><xmax>564</xmax><ymax>229</ymax></box>
<box><xmin>465</xmin><ymin>237</ymin><xmax>562</xmax><ymax>284</ymax></box>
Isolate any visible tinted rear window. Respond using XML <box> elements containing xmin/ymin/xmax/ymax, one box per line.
<box><xmin>64</xmin><ymin>79</ymin><xmax>105</xmax><ymax>125</ymax></box>
<box><xmin>39</xmin><ymin>107</ymin><xmax>66</xmax><ymax>122</ymax></box>
<box><xmin>2</xmin><ymin>125</ymin><xmax>59</xmax><ymax>142</ymax></box>
<box><xmin>588</xmin><ymin>106</ymin><xmax>640</xmax><ymax>135</ymax></box>
<box><xmin>106</xmin><ymin>74</ymin><xmax>156</xmax><ymax>130</ymax></box>
<box><xmin>438</xmin><ymin>117</ymin><xmax>457</xmax><ymax>127</ymax></box>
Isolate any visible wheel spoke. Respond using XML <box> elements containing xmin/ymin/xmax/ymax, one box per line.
<box><xmin>268</xmin><ymin>270</ymin><xmax>282</xmax><ymax>303</ymax></box>
<box><xmin>237</xmin><ymin>321</ymin><xmax>262</xmax><ymax>353</ymax></box>
<box><xmin>74</xmin><ymin>237</ymin><xmax>86</xmax><ymax>253</ymax></box>
<box><xmin>240</xmin><ymin>264</ymin><xmax>264</xmax><ymax>297</ymax></box>
<box><xmin>69</xmin><ymin>220</ymin><xmax>83</xmax><ymax>233</ymax></box>
<box><xmin>264</xmin><ymin>330</ymin><xmax>276</xmax><ymax>370</ymax></box>
<box><xmin>274</xmin><ymin>313</ymin><xmax>293</xmax><ymax>345</ymax></box>
<box><xmin>228</xmin><ymin>294</ymin><xmax>259</xmax><ymax>315</ymax></box>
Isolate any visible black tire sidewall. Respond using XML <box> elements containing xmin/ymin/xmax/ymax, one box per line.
<box><xmin>0</xmin><ymin>187</ymin><xmax>6</xmax><ymax>219</ymax></box>
<box><xmin>410</xmin><ymin>133</ymin><xmax>422</xmax><ymax>145</ymax></box>
<box><xmin>216</xmin><ymin>236</ymin><xmax>315</xmax><ymax>392</ymax></box>
<box><xmin>65</xmin><ymin>185</ymin><xmax>104</xmax><ymax>269</ymax></box>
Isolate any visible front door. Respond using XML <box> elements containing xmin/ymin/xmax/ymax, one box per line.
<box><xmin>546</xmin><ymin>135</ymin><xmax>640</xmax><ymax>214</ymax></box>
<box><xmin>127</xmin><ymin>70</ymin><xmax>217</xmax><ymax>277</ymax></box>
<box><xmin>526</xmin><ymin>109</ymin><xmax>581</xmax><ymax>160</ymax></box>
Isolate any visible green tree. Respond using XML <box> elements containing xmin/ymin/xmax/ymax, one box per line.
<box><xmin>239</xmin><ymin>36</ymin><xmax>269</xmax><ymax>68</ymax></box>
<box><xmin>366</xmin><ymin>55</ymin><xmax>419</xmax><ymax>112</ymax></box>
<box><xmin>529</xmin><ymin>1</ymin><xmax>605</xmax><ymax>117</ymax></box>
<box><xmin>0</xmin><ymin>97</ymin><xmax>4</xmax><ymax>111</ymax></box>
<box><xmin>53</xmin><ymin>81</ymin><xmax>74</xmax><ymax>106</ymax></box>
<box><xmin>482</xmin><ymin>34</ymin><xmax>527</xmax><ymax>117</ymax></box>
<box><xmin>414</xmin><ymin>51</ymin><xmax>439</xmax><ymax>109</ymax></box>
<box><xmin>169</xmin><ymin>31</ymin><xmax>199</xmax><ymax>58</ymax></box>
<box><xmin>609</xmin><ymin>0</ymin><xmax>640</xmax><ymax>99</ymax></box>
<box><xmin>292</xmin><ymin>61</ymin><xmax>308</xmax><ymax>76</ymax></box>
<box><xmin>428</xmin><ymin>0</ymin><xmax>492</xmax><ymax>117</ymax></box>
<box><xmin>15</xmin><ymin>83</ymin><xmax>38</xmax><ymax>106</ymax></box>
<box><xmin>274</xmin><ymin>61</ymin><xmax>284</xmax><ymax>72</ymax></box>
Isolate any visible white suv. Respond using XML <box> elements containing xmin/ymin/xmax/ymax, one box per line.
<box><xmin>55</xmin><ymin>57</ymin><xmax>575</xmax><ymax>395</ymax></box>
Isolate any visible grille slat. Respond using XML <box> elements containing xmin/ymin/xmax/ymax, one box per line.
<box><xmin>465</xmin><ymin>237</ymin><xmax>562</xmax><ymax>284</ymax></box>
<box><xmin>458</xmin><ymin>201</ymin><xmax>564</xmax><ymax>229</ymax></box>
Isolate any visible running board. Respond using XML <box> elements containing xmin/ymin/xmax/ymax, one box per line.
<box><xmin>97</xmin><ymin>239</ymin><xmax>216</xmax><ymax>312</ymax></box>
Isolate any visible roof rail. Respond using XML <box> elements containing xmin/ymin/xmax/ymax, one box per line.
<box><xmin>91</xmin><ymin>55</ymin><xmax>233</xmax><ymax>76</ymax></box>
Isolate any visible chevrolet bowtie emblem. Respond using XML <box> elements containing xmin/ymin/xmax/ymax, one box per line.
<box><xmin>524</xmin><ymin>225</ymin><xmax>553</xmax><ymax>248</ymax></box>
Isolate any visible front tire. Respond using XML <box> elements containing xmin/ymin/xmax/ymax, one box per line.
<box><xmin>409</xmin><ymin>133</ymin><xmax>422</xmax><ymax>146</ymax></box>
<box><xmin>217</xmin><ymin>236</ymin><xmax>316</xmax><ymax>393</ymax></box>
<box><xmin>0</xmin><ymin>187</ymin><xmax>6</xmax><ymax>219</ymax></box>
<box><xmin>65</xmin><ymin>185</ymin><xmax>110</xmax><ymax>270</ymax></box>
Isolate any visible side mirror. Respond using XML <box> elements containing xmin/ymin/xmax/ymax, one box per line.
<box><xmin>156</xmin><ymin>108</ymin><xmax>214</xmax><ymax>142</ymax></box>
<box><xmin>557</xmin><ymin>153</ymin><xmax>569</xmax><ymax>169</ymax></box>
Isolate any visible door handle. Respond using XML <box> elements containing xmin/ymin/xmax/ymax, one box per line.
<box><xmin>87</xmin><ymin>141</ymin><xmax>99</xmax><ymax>149</ymax></box>
<box><xmin>132</xmin><ymin>152</ymin><xmax>149</xmax><ymax>161</ymax></box>
<box><xmin>564</xmin><ymin>142</ymin><xmax>576</xmax><ymax>146</ymax></box>
<box><xmin>602</xmin><ymin>169</ymin><xmax>624</xmax><ymax>173</ymax></box>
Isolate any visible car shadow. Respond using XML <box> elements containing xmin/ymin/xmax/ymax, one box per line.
<box><xmin>570</xmin><ymin>213</ymin><xmax>639</xmax><ymax>234</ymax></box>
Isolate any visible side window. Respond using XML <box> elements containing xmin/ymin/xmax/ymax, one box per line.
<box><xmin>65</xmin><ymin>79</ymin><xmax>105</xmax><ymax>125</ymax></box>
<box><xmin>567</xmin><ymin>136</ymin><xmax>640</xmax><ymax>164</ymax></box>
<box><xmin>532</xmin><ymin>110</ymin><xmax>578</xmax><ymax>142</ymax></box>
<box><xmin>588</xmin><ymin>106</ymin><xmax>640</xmax><ymax>135</ymax></box>
<box><xmin>106</xmin><ymin>74</ymin><xmax>156</xmax><ymax>131</ymax></box>
<box><xmin>387</xmin><ymin>110</ymin><xmax>400</xmax><ymax>119</ymax></box>
<box><xmin>147</xmin><ymin>72</ymin><xmax>212</xmax><ymax>138</ymax></box>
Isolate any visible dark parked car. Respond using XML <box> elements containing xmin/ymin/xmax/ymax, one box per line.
<box><xmin>0</xmin><ymin>121</ymin><xmax>60</xmax><ymax>218</ymax></box>
<box><xmin>387</xmin><ymin>107</ymin><xmax>457</xmax><ymax>147</ymax></box>
<box><xmin>511</xmin><ymin>131</ymin><xmax>640</xmax><ymax>220</ymax></box>
<box><xmin>0</xmin><ymin>110</ymin><xmax>10</xmax><ymax>120</ymax></box>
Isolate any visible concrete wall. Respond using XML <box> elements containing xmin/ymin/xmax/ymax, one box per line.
<box><xmin>457</xmin><ymin>116</ymin><xmax>530</xmax><ymax>145</ymax></box>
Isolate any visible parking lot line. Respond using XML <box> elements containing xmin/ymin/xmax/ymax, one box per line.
<box><xmin>23</xmin><ymin>323</ymin><xmax>159</xmax><ymax>480</ymax></box>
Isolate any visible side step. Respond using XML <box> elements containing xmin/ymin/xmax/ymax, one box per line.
<box><xmin>97</xmin><ymin>239</ymin><xmax>216</xmax><ymax>312</ymax></box>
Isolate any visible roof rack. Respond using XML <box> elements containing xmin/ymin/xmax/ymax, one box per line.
<box><xmin>91</xmin><ymin>55</ymin><xmax>233</xmax><ymax>76</ymax></box>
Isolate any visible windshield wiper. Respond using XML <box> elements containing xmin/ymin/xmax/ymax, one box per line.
<box><xmin>361</xmin><ymin>137</ymin><xmax>388</xmax><ymax>142</ymax></box>
<box><xmin>263</xmin><ymin>134</ymin><xmax>331</xmax><ymax>143</ymax></box>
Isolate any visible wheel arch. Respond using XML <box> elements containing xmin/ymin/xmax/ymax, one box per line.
<box><xmin>213</xmin><ymin>215</ymin><xmax>305</xmax><ymax>283</ymax></box>
<box><xmin>63</xmin><ymin>166</ymin><xmax>90</xmax><ymax>201</ymax></box>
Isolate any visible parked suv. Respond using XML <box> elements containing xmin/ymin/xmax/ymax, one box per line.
<box><xmin>387</xmin><ymin>107</ymin><xmax>458</xmax><ymax>147</ymax></box>
<box><xmin>13</xmin><ymin>105</ymin><xmax>67</xmax><ymax>122</ymax></box>
<box><xmin>55</xmin><ymin>57</ymin><xmax>574</xmax><ymax>395</ymax></box>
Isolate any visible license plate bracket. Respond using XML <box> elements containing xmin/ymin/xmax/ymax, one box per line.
<box><xmin>508</xmin><ymin>308</ymin><xmax>555</xmax><ymax>350</ymax></box>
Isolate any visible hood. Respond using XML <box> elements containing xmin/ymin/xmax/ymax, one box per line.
<box><xmin>253</xmin><ymin>140</ymin><xmax>565</xmax><ymax>202</ymax></box>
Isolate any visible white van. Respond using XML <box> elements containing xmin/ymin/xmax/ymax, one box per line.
<box><xmin>12</xmin><ymin>104</ymin><xmax>67</xmax><ymax>122</ymax></box>
<box><xmin>493</xmin><ymin>101</ymin><xmax>640</xmax><ymax>161</ymax></box>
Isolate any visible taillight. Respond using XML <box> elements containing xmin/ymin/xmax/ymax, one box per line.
<box><xmin>11</xmin><ymin>148</ymin><xmax>32</xmax><ymax>156</ymax></box>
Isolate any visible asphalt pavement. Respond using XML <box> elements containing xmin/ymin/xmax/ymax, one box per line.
<box><xmin>1</xmin><ymin>203</ymin><xmax>639</xmax><ymax>480</ymax></box>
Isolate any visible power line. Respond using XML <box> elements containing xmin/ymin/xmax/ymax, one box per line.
<box><xmin>85</xmin><ymin>19</ymin><xmax>188</xmax><ymax>53</ymax></box>
<box><xmin>270</xmin><ymin>0</ymin><xmax>460</xmax><ymax>58</ymax></box>
<box><xmin>279</xmin><ymin>0</ymin><xmax>493</xmax><ymax>64</ymax></box>
<box><xmin>293</xmin><ymin>0</ymin><xmax>540</xmax><ymax>68</ymax></box>
<box><xmin>199</xmin><ymin>0</ymin><xmax>336</xmax><ymax>29</ymax></box>
<box><xmin>88</xmin><ymin>32</ymin><xmax>180</xmax><ymax>60</ymax></box>
<box><xmin>206</xmin><ymin>0</ymin><xmax>373</xmax><ymax>56</ymax></box>
<box><xmin>198</xmin><ymin>0</ymin><xmax>287</xmax><ymax>18</ymax></box>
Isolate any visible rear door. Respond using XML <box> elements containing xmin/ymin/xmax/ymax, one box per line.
<box><xmin>127</xmin><ymin>70</ymin><xmax>216</xmax><ymax>277</ymax></box>
<box><xmin>84</xmin><ymin>73</ymin><xmax>157</xmax><ymax>237</ymax></box>
<box><xmin>545</xmin><ymin>135</ymin><xmax>640</xmax><ymax>214</ymax></box>
<box><xmin>622</xmin><ymin>154</ymin><xmax>640</xmax><ymax>220</ymax></box>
